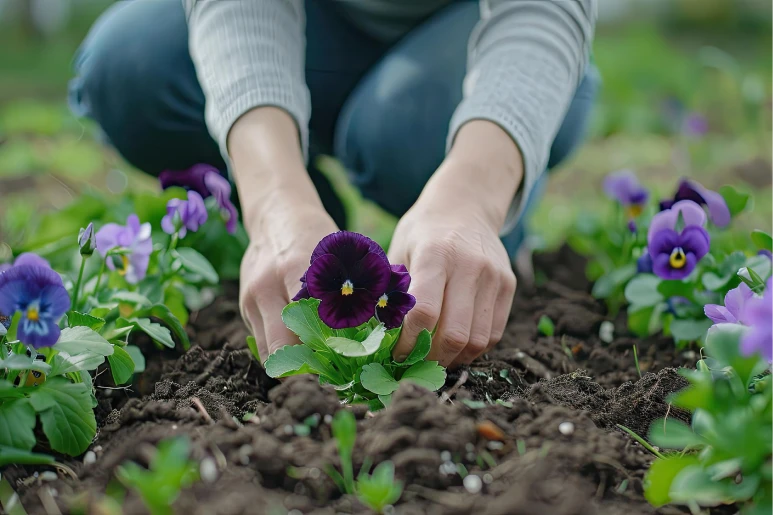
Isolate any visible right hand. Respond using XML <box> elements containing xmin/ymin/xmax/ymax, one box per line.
<box><xmin>239</xmin><ymin>206</ymin><xmax>338</xmax><ymax>362</ymax></box>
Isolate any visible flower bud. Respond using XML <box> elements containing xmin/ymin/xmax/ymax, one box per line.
<box><xmin>78</xmin><ymin>223</ymin><xmax>96</xmax><ymax>256</ymax></box>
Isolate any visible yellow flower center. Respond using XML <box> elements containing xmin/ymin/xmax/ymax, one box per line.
<box><xmin>377</xmin><ymin>294</ymin><xmax>388</xmax><ymax>308</ymax></box>
<box><xmin>117</xmin><ymin>255</ymin><xmax>130</xmax><ymax>276</ymax></box>
<box><xmin>627</xmin><ymin>204</ymin><xmax>644</xmax><ymax>218</ymax></box>
<box><xmin>669</xmin><ymin>247</ymin><xmax>687</xmax><ymax>269</ymax></box>
<box><xmin>26</xmin><ymin>305</ymin><xmax>39</xmax><ymax>322</ymax></box>
<box><xmin>341</xmin><ymin>280</ymin><xmax>354</xmax><ymax>296</ymax></box>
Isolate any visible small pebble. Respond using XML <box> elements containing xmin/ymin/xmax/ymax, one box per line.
<box><xmin>440</xmin><ymin>450</ymin><xmax>451</xmax><ymax>462</ymax></box>
<box><xmin>558</xmin><ymin>422</ymin><xmax>575</xmax><ymax>436</ymax></box>
<box><xmin>439</xmin><ymin>462</ymin><xmax>457</xmax><ymax>476</ymax></box>
<box><xmin>683</xmin><ymin>350</ymin><xmax>696</xmax><ymax>360</ymax></box>
<box><xmin>93</xmin><ymin>445</ymin><xmax>103</xmax><ymax>453</ymax></box>
<box><xmin>463</xmin><ymin>475</ymin><xmax>483</xmax><ymax>494</ymax></box>
<box><xmin>323</xmin><ymin>414</ymin><xmax>333</xmax><ymax>424</ymax></box>
<box><xmin>515</xmin><ymin>351</ymin><xmax>526</xmax><ymax>359</ymax></box>
<box><xmin>383</xmin><ymin>506</ymin><xmax>395</xmax><ymax>515</ymax></box>
<box><xmin>238</xmin><ymin>445</ymin><xmax>252</xmax><ymax>465</ymax></box>
<box><xmin>83</xmin><ymin>451</ymin><xmax>96</xmax><ymax>465</ymax></box>
<box><xmin>284</xmin><ymin>424</ymin><xmax>294</xmax><ymax>435</ymax></box>
<box><xmin>486</xmin><ymin>441</ymin><xmax>504</xmax><ymax>451</ymax></box>
<box><xmin>466</xmin><ymin>452</ymin><xmax>476</xmax><ymax>462</ymax></box>
<box><xmin>483</xmin><ymin>473</ymin><xmax>493</xmax><ymax>484</ymax></box>
<box><xmin>172</xmin><ymin>425</ymin><xmax>178</xmax><ymax>430</ymax></box>
<box><xmin>39</xmin><ymin>471</ymin><xmax>58</xmax><ymax>482</ymax></box>
<box><xmin>288</xmin><ymin>510</ymin><xmax>303</xmax><ymax>515</ymax></box>
<box><xmin>308</xmin><ymin>468</ymin><xmax>321</xmax><ymax>479</ymax></box>
<box><xmin>599</xmin><ymin>321</ymin><xmax>614</xmax><ymax>344</ymax></box>
<box><xmin>465</xmin><ymin>443</ymin><xmax>475</xmax><ymax>452</ymax></box>
<box><xmin>200</xmin><ymin>457</ymin><xmax>218</xmax><ymax>484</ymax></box>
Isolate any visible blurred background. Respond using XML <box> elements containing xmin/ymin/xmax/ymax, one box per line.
<box><xmin>0</xmin><ymin>0</ymin><xmax>771</xmax><ymax>256</ymax></box>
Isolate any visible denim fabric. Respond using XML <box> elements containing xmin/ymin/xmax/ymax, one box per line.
<box><xmin>70</xmin><ymin>0</ymin><xmax>598</xmax><ymax>256</ymax></box>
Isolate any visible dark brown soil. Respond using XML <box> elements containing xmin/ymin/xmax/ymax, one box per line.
<box><xmin>7</xmin><ymin>247</ymin><xmax>701</xmax><ymax>514</ymax></box>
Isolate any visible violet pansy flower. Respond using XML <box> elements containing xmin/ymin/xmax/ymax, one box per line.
<box><xmin>603</xmin><ymin>170</ymin><xmax>649</xmax><ymax>218</ymax></box>
<box><xmin>0</xmin><ymin>265</ymin><xmax>71</xmax><ymax>348</ymax></box>
<box><xmin>0</xmin><ymin>253</ymin><xmax>51</xmax><ymax>273</ymax></box>
<box><xmin>740</xmin><ymin>277</ymin><xmax>772</xmax><ymax>361</ymax></box>
<box><xmin>96</xmin><ymin>214</ymin><xmax>153</xmax><ymax>284</ymax></box>
<box><xmin>637</xmin><ymin>251</ymin><xmax>653</xmax><ymax>274</ymax></box>
<box><xmin>660</xmin><ymin>179</ymin><xmax>730</xmax><ymax>228</ymax></box>
<box><xmin>704</xmin><ymin>283</ymin><xmax>755</xmax><ymax>325</ymax></box>
<box><xmin>161</xmin><ymin>191</ymin><xmax>208</xmax><ymax>238</ymax></box>
<box><xmin>647</xmin><ymin>200</ymin><xmax>710</xmax><ymax>280</ymax></box>
<box><xmin>303</xmin><ymin>231</ymin><xmax>391</xmax><ymax>329</ymax></box>
<box><xmin>376</xmin><ymin>264</ymin><xmax>416</xmax><ymax>329</ymax></box>
<box><xmin>159</xmin><ymin>164</ymin><xmax>238</xmax><ymax>234</ymax></box>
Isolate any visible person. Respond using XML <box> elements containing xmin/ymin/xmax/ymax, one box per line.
<box><xmin>70</xmin><ymin>0</ymin><xmax>598</xmax><ymax>368</ymax></box>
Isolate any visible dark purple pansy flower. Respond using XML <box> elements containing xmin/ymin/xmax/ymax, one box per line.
<box><xmin>0</xmin><ymin>265</ymin><xmax>71</xmax><ymax>348</ymax></box>
<box><xmin>376</xmin><ymin>264</ymin><xmax>416</xmax><ymax>329</ymax></box>
<box><xmin>159</xmin><ymin>163</ymin><xmax>238</xmax><ymax>234</ymax></box>
<box><xmin>0</xmin><ymin>253</ymin><xmax>51</xmax><ymax>273</ymax></box>
<box><xmin>161</xmin><ymin>191</ymin><xmax>208</xmax><ymax>238</ymax></box>
<box><xmin>603</xmin><ymin>170</ymin><xmax>649</xmax><ymax>218</ymax></box>
<box><xmin>637</xmin><ymin>251</ymin><xmax>653</xmax><ymax>274</ymax></box>
<box><xmin>740</xmin><ymin>277</ymin><xmax>772</xmax><ymax>361</ymax></box>
<box><xmin>704</xmin><ymin>283</ymin><xmax>754</xmax><ymax>325</ymax></box>
<box><xmin>647</xmin><ymin>200</ymin><xmax>710</xmax><ymax>280</ymax></box>
<box><xmin>304</xmin><ymin>231</ymin><xmax>391</xmax><ymax>329</ymax></box>
<box><xmin>659</xmin><ymin>179</ymin><xmax>730</xmax><ymax>228</ymax></box>
<box><xmin>292</xmin><ymin>271</ymin><xmax>311</xmax><ymax>302</ymax></box>
<box><xmin>96</xmin><ymin>214</ymin><xmax>153</xmax><ymax>285</ymax></box>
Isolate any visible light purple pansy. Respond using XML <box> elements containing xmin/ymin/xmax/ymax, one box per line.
<box><xmin>603</xmin><ymin>170</ymin><xmax>649</xmax><ymax>218</ymax></box>
<box><xmin>161</xmin><ymin>190</ymin><xmax>208</xmax><ymax>238</ymax></box>
<box><xmin>740</xmin><ymin>277</ymin><xmax>772</xmax><ymax>361</ymax></box>
<box><xmin>159</xmin><ymin>164</ymin><xmax>238</xmax><ymax>234</ymax></box>
<box><xmin>95</xmin><ymin>214</ymin><xmax>153</xmax><ymax>285</ymax></box>
<box><xmin>0</xmin><ymin>265</ymin><xmax>71</xmax><ymax>348</ymax></box>
<box><xmin>299</xmin><ymin>231</ymin><xmax>391</xmax><ymax>329</ymax></box>
<box><xmin>647</xmin><ymin>200</ymin><xmax>710</xmax><ymax>280</ymax></box>
<box><xmin>660</xmin><ymin>179</ymin><xmax>731</xmax><ymax>228</ymax></box>
<box><xmin>0</xmin><ymin>253</ymin><xmax>51</xmax><ymax>274</ymax></box>
<box><xmin>704</xmin><ymin>283</ymin><xmax>755</xmax><ymax>325</ymax></box>
<box><xmin>376</xmin><ymin>264</ymin><xmax>416</xmax><ymax>330</ymax></box>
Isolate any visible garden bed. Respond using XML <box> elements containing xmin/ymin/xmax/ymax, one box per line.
<box><xmin>11</xmin><ymin>247</ymin><xmax>700</xmax><ymax>514</ymax></box>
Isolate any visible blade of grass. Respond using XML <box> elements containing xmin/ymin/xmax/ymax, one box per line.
<box><xmin>616</xmin><ymin>424</ymin><xmax>664</xmax><ymax>459</ymax></box>
<box><xmin>633</xmin><ymin>345</ymin><xmax>642</xmax><ymax>379</ymax></box>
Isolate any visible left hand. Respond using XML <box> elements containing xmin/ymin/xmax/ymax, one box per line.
<box><xmin>388</xmin><ymin>121</ymin><xmax>523</xmax><ymax>368</ymax></box>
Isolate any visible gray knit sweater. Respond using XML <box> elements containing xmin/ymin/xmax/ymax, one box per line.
<box><xmin>183</xmin><ymin>0</ymin><xmax>596</xmax><ymax>231</ymax></box>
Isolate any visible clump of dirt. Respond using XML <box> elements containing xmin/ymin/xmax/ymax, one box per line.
<box><xmin>8</xmin><ymin>247</ymin><xmax>699</xmax><ymax>514</ymax></box>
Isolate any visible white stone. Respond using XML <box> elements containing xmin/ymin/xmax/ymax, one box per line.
<box><xmin>558</xmin><ymin>422</ymin><xmax>575</xmax><ymax>436</ymax></box>
<box><xmin>599</xmin><ymin>321</ymin><xmax>615</xmax><ymax>344</ymax></box>
<box><xmin>83</xmin><ymin>451</ymin><xmax>96</xmax><ymax>465</ymax></box>
<box><xmin>200</xmin><ymin>457</ymin><xmax>218</xmax><ymax>484</ymax></box>
<box><xmin>463</xmin><ymin>475</ymin><xmax>483</xmax><ymax>494</ymax></box>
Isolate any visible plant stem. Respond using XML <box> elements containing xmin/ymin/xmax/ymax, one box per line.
<box><xmin>633</xmin><ymin>345</ymin><xmax>642</xmax><ymax>379</ymax></box>
<box><xmin>168</xmin><ymin>233</ymin><xmax>179</xmax><ymax>253</ymax></box>
<box><xmin>71</xmin><ymin>257</ymin><xmax>87</xmax><ymax>310</ymax></box>
<box><xmin>92</xmin><ymin>261</ymin><xmax>106</xmax><ymax>300</ymax></box>
<box><xmin>616</xmin><ymin>424</ymin><xmax>665</xmax><ymax>459</ymax></box>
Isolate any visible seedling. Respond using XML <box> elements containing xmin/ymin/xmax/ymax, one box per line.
<box><xmin>537</xmin><ymin>315</ymin><xmax>555</xmax><ymax>337</ymax></box>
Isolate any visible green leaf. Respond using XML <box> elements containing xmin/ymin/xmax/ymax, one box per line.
<box><xmin>669</xmin><ymin>318</ymin><xmax>712</xmax><ymax>343</ymax></box>
<box><xmin>108</xmin><ymin>346</ymin><xmax>136</xmax><ymax>385</ymax></box>
<box><xmin>704</xmin><ymin>323</ymin><xmax>767</xmax><ymax>387</ymax></box>
<box><xmin>401</xmin><ymin>329</ymin><xmax>431</xmax><ymax>366</ymax></box>
<box><xmin>55</xmin><ymin>326</ymin><xmax>114</xmax><ymax>356</ymax></box>
<box><xmin>163</xmin><ymin>286</ymin><xmax>188</xmax><ymax>328</ymax></box>
<box><xmin>125</xmin><ymin>346</ymin><xmax>146</xmax><ymax>373</ymax></box>
<box><xmin>331</xmin><ymin>410</ymin><xmax>357</xmax><ymax>457</ymax></box>
<box><xmin>0</xmin><ymin>446</ymin><xmax>55</xmax><ymax>467</ymax></box>
<box><xmin>360</xmin><ymin>363</ymin><xmax>400</xmax><ymax>395</ymax></box>
<box><xmin>246</xmin><ymin>336</ymin><xmax>261</xmax><ymax>362</ymax></box>
<box><xmin>624</xmin><ymin>274</ymin><xmax>663</xmax><ymax>307</ymax></box>
<box><xmin>592</xmin><ymin>264</ymin><xmax>637</xmax><ymax>299</ymax></box>
<box><xmin>0</xmin><ymin>352</ymin><xmax>51</xmax><ymax>373</ymax></box>
<box><xmin>133</xmin><ymin>318</ymin><xmax>175</xmax><ymax>348</ymax></box>
<box><xmin>400</xmin><ymin>361</ymin><xmax>446</xmax><ymax>391</ymax></box>
<box><xmin>751</xmin><ymin>230</ymin><xmax>773</xmax><ymax>251</ymax></box>
<box><xmin>0</xmin><ymin>399</ymin><xmax>36</xmax><ymax>451</ymax></box>
<box><xmin>174</xmin><ymin>247</ymin><xmax>219</xmax><ymax>284</ymax></box>
<box><xmin>669</xmin><ymin>465</ymin><xmax>735</xmax><ymax>505</ymax></box>
<box><xmin>49</xmin><ymin>352</ymin><xmax>106</xmax><ymax>377</ymax></box>
<box><xmin>643</xmin><ymin>455</ymin><xmax>700</xmax><ymax>506</ymax></box>
<box><xmin>743</xmin><ymin>254</ymin><xmax>772</xmax><ymax>281</ymax></box>
<box><xmin>111</xmin><ymin>291</ymin><xmax>152</xmax><ymax>307</ymax></box>
<box><xmin>327</xmin><ymin>324</ymin><xmax>386</xmax><ymax>357</ymax></box>
<box><xmin>537</xmin><ymin>315</ymin><xmax>555</xmax><ymax>337</ymax></box>
<box><xmin>719</xmin><ymin>184</ymin><xmax>750</xmax><ymax>217</ymax></box>
<box><xmin>28</xmin><ymin>377</ymin><xmax>97</xmax><ymax>456</ymax></box>
<box><xmin>132</xmin><ymin>304</ymin><xmax>190</xmax><ymax>350</ymax></box>
<box><xmin>378</xmin><ymin>394</ymin><xmax>392</xmax><ymax>408</ymax></box>
<box><xmin>264</xmin><ymin>345</ymin><xmax>337</xmax><ymax>380</ymax></box>
<box><xmin>66</xmin><ymin>311</ymin><xmax>106</xmax><ymax>331</ymax></box>
<box><xmin>649</xmin><ymin>418</ymin><xmax>704</xmax><ymax>449</ymax></box>
<box><xmin>656</xmin><ymin>280</ymin><xmax>694</xmax><ymax>300</ymax></box>
<box><xmin>281</xmin><ymin>299</ymin><xmax>332</xmax><ymax>350</ymax></box>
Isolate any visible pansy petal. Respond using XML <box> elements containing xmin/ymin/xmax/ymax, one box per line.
<box><xmin>350</xmin><ymin>252</ymin><xmax>392</xmax><ymax>294</ymax></box>
<box><xmin>648</xmin><ymin>229</ymin><xmax>680</xmax><ymax>256</ymax></box>
<box><xmin>671</xmin><ymin>200</ymin><xmax>708</xmax><ymax>228</ymax></box>
<box><xmin>13</xmin><ymin>253</ymin><xmax>50</xmax><ymax>270</ymax></box>
<box><xmin>679</xmin><ymin>226</ymin><xmax>710</xmax><ymax>260</ymax></box>
<box><xmin>387</xmin><ymin>265</ymin><xmax>411</xmax><ymax>293</ymax></box>
<box><xmin>39</xmin><ymin>284</ymin><xmax>72</xmax><ymax>318</ymax></box>
<box><xmin>159</xmin><ymin>163</ymin><xmax>214</xmax><ymax>197</ymax></box>
<box><xmin>723</xmin><ymin>283</ymin><xmax>754</xmax><ymax>323</ymax></box>
<box><xmin>292</xmin><ymin>284</ymin><xmax>311</xmax><ymax>302</ymax></box>
<box><xmin>675</xmin><ymin>180</ymin><xmax>730</xmax><ymax>228</ymax></box>
<box><xmin>704</xmin><ymin>304</ymin><xmax>736</xmax><ymax>324</ymax></box>
<box><xmin>19</xmin><ymin>318</ymin><xmax>61</xmax><ymax>349</ymax></box>
<box><xmin>377</xmin><ymin>291</ymin><xmax>416</xmax><ymax>329</ymax></box>
<box><xmin>317</xmin><ymin>289</ymin><xmax>375</xmax><ymax>329</ymax></box>
<box><xmin>311</xmin><ymin>231</ymin><xmax>386</xmax><ymax>266</ymax></box>
<box><xmin>161</xmin><ymin>215</ymin><xmax>176</xmax><ymax>235</ymax></box>
<box><xmin>95</xmin><ymin>223</ymin><xmax>125</xmax><ymax>256</ymax></box>
<box><xmin>636</xmin><ymin>252</ymin><xmax>653</xmax><ymax>274</ymax></box>
<box><xmin>306</xmin><ymin>254</ymin><xmax>348</xmax><ymax>296</ymax></box>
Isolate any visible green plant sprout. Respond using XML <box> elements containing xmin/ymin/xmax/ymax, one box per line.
<box><xmin>327</xmin><ymin>411</ymin><xmax>403</xmax><ymax>513</ymax></box>
<box><xmin>537</xmin><ymin>315</ymin><xmax>555</xmax><ymax>337</ymax></box>
<box><xmin>116</xmin><ymin>437</ymin><xmax>200</xmax><ymax>515</ymax></box>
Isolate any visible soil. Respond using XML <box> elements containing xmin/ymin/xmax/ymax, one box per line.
<box><xmin>7</xmin><ymin>247</ymin><xmax>704</xmax><ymax>515</ymax></box>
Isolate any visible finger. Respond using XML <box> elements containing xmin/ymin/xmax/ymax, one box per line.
<box><xmin>258</xmin><ymin>287</ymin><xmax>298</xmax><ymax>358</ymax></box>
<box><xmin>241</xmin><ymin>298</ymin><xmax>269</xmax><ymax>362</ymax></box>
<box><xmin>392</xmin><ymin>261</ymin><xmax>446</xmax><ymax>361</ymax></box>
<box><xmin>488</xmin><ymin>270</ymin><xmax>516</xmax><ymax>351</ymax></box>
<box><xmin>429</xmin><ymin>270</ymin><xmax>479</xmax><ymax>367</ymax></box>
<box><xmin>451</xmin><ymin>269</ymin><xmax>498</xmax><ymax>367</ymax></box>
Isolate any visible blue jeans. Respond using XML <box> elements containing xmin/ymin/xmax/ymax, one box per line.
<box><xmin>70</xmin><ymin>0</ymin><xmax>599</xmax><ymax>256</ymax></box>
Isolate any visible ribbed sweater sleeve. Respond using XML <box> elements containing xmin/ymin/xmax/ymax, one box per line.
<box><xmin>448</xmin><ymin>0</ymin><xmax>596</xmax><ymax>233</ymax></box>
<box><xmin>184</xmin><ymin>0</ymin><xmax>310</xmax><ymax>161</ymax></box>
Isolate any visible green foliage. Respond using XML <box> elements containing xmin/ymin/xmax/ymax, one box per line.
<box><xmin>263</xmin><ymin>299</ymin><xmax>445</xmax><ymax>409</ymax></box>
<box><xmin>537</xmin><ymin>315</ymin><xmax>555</xmax><ymax>337</ymax></box>
<box><xmin>356</xmin><ymin>461</ymin><xmax>404</xmax><ymax>513</ymax></box>
<box><xmin>644</xmin><ymin>324</ymin><xmax>772</xmax><ymax>512</ymax></box>
<box><xmin>116</xmin><ymin>437</ymin><xmax>200</xmax><ymax>515</ymax></box>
